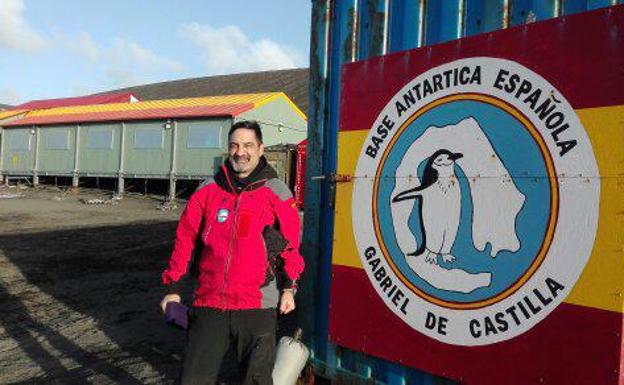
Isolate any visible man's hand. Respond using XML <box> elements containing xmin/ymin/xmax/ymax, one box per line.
<box><xmin>279</xmin><ymin>290</ymin><xmax>296</xmax><ymax>314</ymax></box>
<box><xmin>160</xmin><ymin>294</ymin><xmax>181</xmax><ymax>314</ymax></box>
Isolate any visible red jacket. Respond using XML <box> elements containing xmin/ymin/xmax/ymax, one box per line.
<box><xmin>162</xmin><ymin>160</ymin><xmax>304</xmax><ymax>310</ymax></box>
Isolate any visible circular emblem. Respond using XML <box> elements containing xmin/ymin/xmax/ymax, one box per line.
<box><xmin>217</xmin><ymin>208</ymin><xmax>229</xmax><ymax>223</ymax></box>
<box><xmin>352</xmin><ymin>57</ymin><xmax>599</xmax><ymax>346</ymax></box>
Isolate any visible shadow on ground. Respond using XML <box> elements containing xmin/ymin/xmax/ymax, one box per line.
<box><xmin>0</xmin><ymin>220</ymin><xmax>301</xmax><ymax>384</ymax></box>
<box><xmin>0</xmin><ymin>221</ymin><xmax>184</xmax><ymax>384</ymax></box>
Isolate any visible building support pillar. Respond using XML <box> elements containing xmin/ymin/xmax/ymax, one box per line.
<box><xmin>32</xmin><ymin>126</ymin><xmax>40</xmax><ymax>187</ymax></box>
<box><xmin>72</xmin><ymin>124</ymin><xmax>81</xmax><ymax>189</ymax></box>
<box><xmin>117</xmin><ymin>122</ymin><xmax>126</xmax><ymax>197</ymax></box>
<box><xmin>117</xmin><ymin>175</ymin><xmax>125</xmax><ymax>196</ymax></box>
<box><xmin>167</xmin><ymin>119</ymin><xmax>178</xmax><ymax>202</ymax></box>
<box><xmin>168</xmin><ymin>176</ymin><xmax>176</xmax><ymax>202</ymax></box>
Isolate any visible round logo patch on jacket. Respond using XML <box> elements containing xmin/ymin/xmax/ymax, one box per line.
<box><xmin>217</xmin><ymin>208</ymin><xmax>229</xmax><ymax>223</ymax></box>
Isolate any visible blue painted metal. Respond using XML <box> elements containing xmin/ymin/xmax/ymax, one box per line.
<box><xmin>305</xmin><ymin>0</ymin><xmax>622</xmax><ymax>383</ymax></box>
<box><xmin>588</xmin><ymin>0</ymin><xmax>621</xmax><ymax>10</ymax></box>
<box><xmin>357</xmin><ymin>0</ymin><xmax>388</xmax><ymax>59</ymax></box>
<box><xmin>426</xmin><ymin>0</ymin><xmax>462</xmax><ymax>44</ymax></box>
<box><xmin>564</xmin><ymin>0</ymin><xmax>590</xmax><ymax>14</ymax></box>
<box><xmin>465</xmin><ymin>0</ymin><xmax>506</xmax><ymax>36</ymax></box>
<box><xmin>388</xmin><ymin>0</ymin><xmax>422</xmax><ymax>52</ymax></box>
<box><xmin>510</xmin><ymin>0</ymin><xmax>555</xmax><ymax>25</ymax></box>
<box><xmin>301</xmin><ymin>0</ymin><xmax>330</xmax><ymax>369</ymax></box>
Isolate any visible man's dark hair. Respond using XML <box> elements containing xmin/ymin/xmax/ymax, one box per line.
<box><xmin>228</xmin><ymin>120</ymin><xmax>263</xmax><ymax>144</ymax></box>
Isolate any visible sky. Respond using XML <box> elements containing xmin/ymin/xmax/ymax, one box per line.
<box><xmin>0</xmin><ymin>0</ymin><xmax>311</xmax><ymax>106</ymax></box>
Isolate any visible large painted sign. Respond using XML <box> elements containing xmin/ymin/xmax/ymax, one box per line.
<box><xmin>330</xmin><ymin>6</ymin><xmax>624</xmax><ymax>385</ymax></box>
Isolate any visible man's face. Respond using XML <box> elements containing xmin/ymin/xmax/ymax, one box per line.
<box><xmin>228</xmin><ymin>128</ymin><xmax>264</xmax><ymax>178</ymax></box>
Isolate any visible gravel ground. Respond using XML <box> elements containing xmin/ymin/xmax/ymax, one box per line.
<box><xmin>0</xmin><ymin>184</ymin><xmax>186</xmax><ymax>384</ymax></box>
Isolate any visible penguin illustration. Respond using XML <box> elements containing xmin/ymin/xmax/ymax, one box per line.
<box><xmin>392</xmin><ymin>149</ymin><xmax>463</xmax><ymax>265</ymax></box>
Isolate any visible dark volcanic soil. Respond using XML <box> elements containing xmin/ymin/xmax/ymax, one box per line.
<box><xmin>0</xmin><ymin>185</ymin><xmax>185</xmax><ymax>384</ymax></box>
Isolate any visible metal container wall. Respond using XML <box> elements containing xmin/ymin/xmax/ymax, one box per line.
<box><xmin>78</xmin><ymin>122</ymin><xmax>123</xmax><ymax>176</ymax></box>
<box><xmin>122</xmin><ymin>121</ymin><xmax>173</xmax><ymax>178</ymax></box>
<box><xmin>175</xmin><ymin>118</ymin><xmax>229</xmax><ymax>178</ymax></box>
<box><xmin>302</xmin><ymin>1</ymin><xmax>623</xmax><ymax>384</ymax></box>
<box><xmin>37</xmin><ymin>125</ymin><xmax>76</xmax><ymax>175</ymax></box>
<box><xmin>2</xmin><ymin>127</ymin><xmax>36</xmax><ymax>174</ymax></box>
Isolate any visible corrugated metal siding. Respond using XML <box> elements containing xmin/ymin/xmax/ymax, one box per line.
<box><xmin>3</xmin><ymin>93</ymin><xmax>283</xmax><ymax>127</ymax></box>
<box><xmin>0</xmin><ymin>109</ymin><xmax>26</xmax><ymax>121</ymax></box>
<box><xmin>5</xmin><ymin>104</ymin><xmax>254</xmax><ymax>127</ymax></box>
<box><xmin>78</xmin><ymin>123</ymin><xmax>122</xmax><ymax>174</ymax></box>
<box><xmin>11</xmin><ymin>92</ymin><xmax>135</xmax><ymax>110</ymax></box>
<box><xmin>25</xmin><ymin>93</ymin><xmax>277</xmax><ymax>116</ymax></box>
<box><xmin>175</xmin><ymin>118</ymin><xmax>229</xmax><ymax>177</ymax></box>
<box><xmin>2</xmin><ymin>128</ymin><xmax>36</xmax><ymax>174</ymax></box>
<box><xmin>236</xmin><ymin>97</ymin><xmax>308</xmax><ymax>146</ymax></box>
<box><xmin>37</xmin><ymin>125</ymin><xmax>76</xmax><ymax>174</ymax></box>
<box><xmin>303</xmin><ymin>0</ymin><xmax>623</xmax><ymax>384</ymax></box>
<box><xmin>122</xmin><ymin>121</ymin><xmax>173</xmax><ymax>176</ymax></box>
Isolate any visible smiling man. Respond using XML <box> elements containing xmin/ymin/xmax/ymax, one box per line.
<box><xmin>160</xmin><ymin>120</ymin><xmax>304</xmax><ymax>385</ymax></box>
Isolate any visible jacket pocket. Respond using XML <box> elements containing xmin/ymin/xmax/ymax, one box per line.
<box><xmin>236</xmin><ymin>211</ymin><xmax>253</xmax><ymax>238</ymax></box>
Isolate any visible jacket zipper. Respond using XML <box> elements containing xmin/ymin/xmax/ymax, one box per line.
<box><xmin>220</xmin><ymin>195</ymin><xmax>240</xmax><ymax>308</ymax></box>
<box><xmin>218</xmin><ymin>165</ymin><xmax>268</xmax><ymax>308</ymax></box>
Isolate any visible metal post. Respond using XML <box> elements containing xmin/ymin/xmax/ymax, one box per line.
<box><xmin>32</xmin><ymin>126</ymin><xmax>39</xmax><ymax>186</ymax></box>
<box><xmin>382</xmin><ymin>0</ymin><xmax>389</xmax><ymax>55</ymax></box>
<box><xmin>502</xmin><ymin>0</ymin><xmax>510</xmax><ymax>28</ymax></box>
<box><xmin>72</xmin><ymin>124</ymin><xmax>80</xmax><ymax>188</ymax></box>
<box><xmin>457</xmin><ymin>0</ymin><xmax>466</xmax><ymax>39</ymax></box>
<box><xmin>0</xmin><ymin>127</ymin><xmax>4</xmax><ymax>185</ymax></box>
<box><xmin>168</xmin><ymin>119</ymin><xmax>178</xmax><ymax>202</ymax></box>
<box><xmin>117</xmin><ymin>122</ymin><xmax>125</xmax><ymax>196</ymax></box>
<box><xmin>351</xmin><ymin>0</ymin><xmax>359</xmax><ymax>62</ymax></box>
<box><xmin>417</xmin><ymin>0</ymin><xmax>426</xmax><ymax>47</ymax></box>
<box><xmin>554</xmin><ymin>0</ymin><xmax>562</xmax><ymax>17</ymax></box>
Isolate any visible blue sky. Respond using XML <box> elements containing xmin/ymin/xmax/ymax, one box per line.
<box><xmin>0</xmin><ymin>0</ymin><xmax>311</xmax><ymax>105</ymax></box>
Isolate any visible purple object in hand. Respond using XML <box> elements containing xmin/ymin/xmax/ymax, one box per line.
<box><xmin>165</xmin><ymin>302</ymin><xmax>189</xmax><ymax>330</ymax></box>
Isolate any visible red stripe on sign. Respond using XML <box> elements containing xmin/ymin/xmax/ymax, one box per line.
<box><xmin>329</xmin><ymin>264</ymin><xmax>623</xmax><ymax>385</ymax></box>
<box><xmin>339</xmin><ymin>5</ymin><xmax>624</xmax><ymax>132</ymax></box>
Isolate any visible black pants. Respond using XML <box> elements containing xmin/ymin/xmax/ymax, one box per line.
<box><xmin>180</xmin><ymin>307</ymin><xmax>277</xmax><ymax>385</ymax></box>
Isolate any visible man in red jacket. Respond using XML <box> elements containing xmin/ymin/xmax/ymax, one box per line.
<box><xmin>160</xmin><ymin>120</ymin><xmax>304</xmax><ymax>385</ymax></box>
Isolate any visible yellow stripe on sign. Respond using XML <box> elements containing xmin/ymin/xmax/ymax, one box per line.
<box><xmin>332</xmin><ymin>130</ymin><xmax>367</xmax><ymax>269</ymax></box>
<box><xmin>564</xmin><ymin>105</ymin><xmax>624</xmax><ymax>313</ymax></box>
<box><xmin>332</xmin><ymin>106</ymin><xmax>624</xmax><ymax>314</ymax></box>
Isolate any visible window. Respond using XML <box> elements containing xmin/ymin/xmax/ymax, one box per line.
<box><xmin>187</xmin><ymin>126</ymin><xmax>221</xmax><ymax>148</ymax></box>
<box><xmin>45</xmin><ymin>128</ymin><xmax>70</xmax><ymax>150</ymax></box>
<box><xmin>8</xmin><ymin>131</ymin><xmax>31</xmax><ymax>151</ymax></box>
<box><xmin>87</xmin><ymin>128</ymin><xmax>113</xmax><ymax>149</ymax></box>
<box><xmin>134</xmin><ymin>127</ymin><xmax>163</xmax><ymax>149</ymax></box>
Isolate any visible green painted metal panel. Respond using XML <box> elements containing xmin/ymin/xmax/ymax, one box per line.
<box><xmin>236</xmin><ymin>97</ymin><xmax>307</xmax><ymax>146</ymax></box>
<box><xmin>2</xmin><ymin>128</ymin><xmax>35</xmax><ymax>173</ymax></box>
<box><xmin>175</xmin><ymin>118</ymin><xmax>229</xmax><ymax>177</ymax></box>
<box><xmin>123</xmin><ymin>121</ymin><xmax>172</xmax><ymax>175</ymax></box>
<box><xmin>79</xmin><ymin>123</ymin><xmax>122</xmax><ymax>174</ymax></box>
<box><xmin>38</xmin><ymin>125</ymin><xmax>75</xmax><ymax>173</ymax></box>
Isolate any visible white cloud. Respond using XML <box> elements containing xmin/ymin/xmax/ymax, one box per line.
<box><xmin>0</xmin><ymin>88</ymin><xmax>23</xmax><ymax>105</ymax></box>
<box><xmin>0</xmin><ymin>0</ymin><xmax>47</xmax><ymax>52</ymax></box>
<box><xmin>66</xmin><ymin>33</ymin><xmax>185</xmax><ymax>88</ymax></box>
<box><xmin>109</xmin><ymin>38</ymin><xmax>184</xmax><ymax>74</ymax></box>
<box><xmin>178</xmin><ymin>23</ymin><xmax>304</xmax><ymax>75</ymax></box>
<box><xmin>69</xmin><ymin>32</ymin><xmax>100</xmax><ymax>63</ymax></box>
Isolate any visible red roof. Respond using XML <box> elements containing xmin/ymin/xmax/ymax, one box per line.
<box><xmin>3</xmin><ymin>103</ymin><xmax>254</xmax><ymax>127</ymax></box>
<box><xmin>10</xmin><ymin>92</ymin><xmax>137</xmax><ymax>110</ymax></box>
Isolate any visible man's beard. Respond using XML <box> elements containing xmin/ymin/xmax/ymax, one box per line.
<box><xmin>230</xmin><ymin>156</ymin><xmax>251</xmax><ymax>174</ymax></box>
